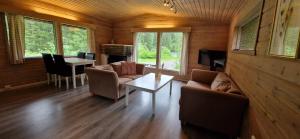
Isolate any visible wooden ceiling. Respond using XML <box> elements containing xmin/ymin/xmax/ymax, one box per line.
<box><xmin>2</xmin><ymin>0</ymin><xmax>248</xmax><ymax>23</ymax></box>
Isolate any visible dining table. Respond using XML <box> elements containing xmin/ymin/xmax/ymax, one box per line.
<box><xmin>64</xmin><ymin>57</ymin><xmax>95</xmax><ymax>89</ymax></box>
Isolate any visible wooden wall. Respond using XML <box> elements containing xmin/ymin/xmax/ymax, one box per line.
<box><xmin>0</xmin><ymin>2</ymin><xmax>112</xmax><ymax>90</ymax></box>
<box><xmin>227</xmin><ymin>0</ymin><xmax>300</xmax><ymax>138</ymax></box>
<box><xmin>112</xmin><ymin>14</ymin><xmax>229</xmax><ymax>77</ymax></box>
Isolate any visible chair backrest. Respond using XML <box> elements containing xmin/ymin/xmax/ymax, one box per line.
<box><xmin>86</xmin><ymin>53</ymin><xmax>95</xmax><ymax>60</ymax></box>
<box><xmin>77</xmin><ymin>52</ymin><xmax>86</xmax><ymax>59</ymax></box>
<box><xmin>42</xmin><ymin>53</ymin><xmax>55</xmax><ymax>73</ymax></box>
<box><xmin>53</xmin><ymin>54</ymin><xmax>66</xmax><ymax>67</ymax></box>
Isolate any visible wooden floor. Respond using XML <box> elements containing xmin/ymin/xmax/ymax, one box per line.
<box><xmin>0</xmin><ymin>81</ymin><xmax>229</xmax><ymax>139</ymax></box>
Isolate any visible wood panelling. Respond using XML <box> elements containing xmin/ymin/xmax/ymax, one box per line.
<box><xmin>227</xmin><ymin>0</ymin><xmax>300</xmax><ymax>138</ymax></box>
<box><xmin>2</xmin><ymin>0</ymin><xmax>246</xmax><ymax>24</ymax></box>
<box><xmin>0</xmin><ymin>3</ymin><xmax>112</xmax><ymax>89</ymax></box>
<box><xmin>112</xmin><ymin>14</ymin><xmax>229</xmax><ymax>78</ymax></box>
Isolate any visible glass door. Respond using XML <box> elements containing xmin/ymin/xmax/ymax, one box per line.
<box><xmin>136</xmin><ymin>32</ymin><xmax>158</xmax><ymax>67</ymax></box>
<box><xmin>159</xmin><ymin>32</ymin><xmax>183</xmax><ymax>71</ymax></box>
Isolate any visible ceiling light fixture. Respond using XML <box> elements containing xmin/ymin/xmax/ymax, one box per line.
<box><xmin>163</xmin><ymin>0</ymin><xmax>177</xmax><ymax>14</ymax></box>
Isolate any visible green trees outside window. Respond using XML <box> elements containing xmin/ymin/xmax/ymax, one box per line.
<box><xmin>160</xmin><ymin>32</ymin><xmax>183</xmax><ymax>70</ymax></box>
<box><xmin>136</xmin><ymin>32</ymin><xmax>157</xmax><ymax>66</ymax></box>
<box><xmin>24</xmin><ymin>18</ymin><xmax>56</xmax><ymax>57</ymax></box>
<box><xmin>62</xmin><ymin>25</ymin><xmax>88</xmax><ymax>56</ymax></box>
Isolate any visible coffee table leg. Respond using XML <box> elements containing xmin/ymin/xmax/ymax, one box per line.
<box><xmin>170</xmin><ymin>80</ymin><xmax>173</xmax><ymax>96</ymax></box>
<box><xmin>125</xmin><ymin>86</ymin><xmax>129</xmax><ymax>106</ymax></box>
<box><xmin>152</xmin><ymin>92</ymin><xmax>156</xmax><ymax>115</ymax></box>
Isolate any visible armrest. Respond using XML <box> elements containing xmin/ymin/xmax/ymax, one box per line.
<box><xmin>191</xmin><ymin>69</ymin><xmax>218</xmax><ymax>84</ymax></box>
<box><xmin>180</xmin><ymin>86</ymin><xmax>249</xmax><ymax>136</ymax></box>
<box><xmin>136</xmin><ymin>64</ymin><xmax>145</xmax><ymax>75</ymax></box>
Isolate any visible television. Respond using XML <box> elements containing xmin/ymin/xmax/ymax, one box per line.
<box><xmin>198</xmin><ymin>49</ymin><xmax>226</xmax><ymax>70</ymax></box>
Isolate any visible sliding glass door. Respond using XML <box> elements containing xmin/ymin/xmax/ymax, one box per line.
<box><xmin>136</xmin><ymin>32</ymin><xmax>157</xmax><ymax>66</ymax></box>
<box><xmin>135</xmin><ymin>32</ymin><xmax>184</xmax><ymax>71</ymax></box>
<box><xmin>160</xmin><ymin>32</ymin><xmax>183</xmax><ymax>71</ymax></box>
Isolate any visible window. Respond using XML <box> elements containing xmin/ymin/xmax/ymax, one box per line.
<box><xmin>269</xmin><ymin>0</ymin><xmax>300</xmax><ymax>58</ymax></box>
<box><xmin>24</xmin><ymin>18</ymin><xmax>56</xmax><ymax>57</ymax></box>
<box><xmin>136</xmin><ymin>32</ymin><xmax>157</xmax><ymax>66</ymax></box>
<box><xmin>238</xmin><ymin>16</ymin><xmax>260</xmax><ymax>50</ymax></box>
<box><xmin>160</xmin><ymin>32</ymin><xmax>183</xmax><ymax>71</ymax></box>
<box><xmin>62</xmin><ymin>25</ymin><xmax>88</xmax><ymax>56</ymax></box>
<box><xmin>235</xmin><ymin>16</ymin><xmax>260</xmax><ymax>52</ymax></box>
<box><xmin>135</xmin><ymin>32</ymin><xmax>184</xmax><ymax>71</ymax></box>
<box><xmin>233</xmin><ymin>0</ymin><xmax>263</xmax><ymax>55</ymax></box>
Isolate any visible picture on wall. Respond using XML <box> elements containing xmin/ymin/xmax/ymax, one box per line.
<box><xmin>270</xmin><ymin>0</ymin><xmax>300</xmax><ymax>58</ymax></box>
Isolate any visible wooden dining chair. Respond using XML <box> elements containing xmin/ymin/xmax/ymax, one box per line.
<box><xmin>53</xmin><ymin>55</ymin><xmax>85</xmax><ymax>89</ymax></box>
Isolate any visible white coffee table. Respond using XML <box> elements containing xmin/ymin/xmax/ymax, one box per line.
<box><xmin>124</xmin><ymin>73</ymin><xmax>174</xmax><ymax>115</ymax></box>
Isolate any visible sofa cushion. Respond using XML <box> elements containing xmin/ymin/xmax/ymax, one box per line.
<box><xmin>111</xmin><ymin>62</ymin><xmax>122</xmax><ymax>76</ymax></box>
<box><xmin>211</xmin><ymin>73</ymin><xmax>231</xmax><ymax>92</ymax></box>
<box><xmin>214</xmin><ymin>80</ymin><xmax>231</xmax><ymax>92</ymax></box>
<box><xmin>121</xmin><ymin>61</ymin><xmax>136</xmax><ymax>75</ymax></box>
<box><xmin>119</xmin><ymin>75</ymin><xmax>143</xmax><ymax>80</ymax></box>
<box><xmin>186</xmin><ymin>81</ymin><xmax>210</xmax><ymax>90</ymax></box>
<box><xmin>226</xmin><ymin>81</ymin><xmax>242</xmax><ymax>95</ymax></box>
<box><xmin>128</xmin><ymin>62</ymin><xmax>136</xmax><ymax>75</ymax></box>
<box><xmin>211</xmin><ymin>72</ymin><xmax>242</xmax><ymax>94</ymax></box>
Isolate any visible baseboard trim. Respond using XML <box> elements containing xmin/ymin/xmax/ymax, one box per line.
<box><xmin>0</xmin><ymin>80</ymin><xmax>48</xmax><ymax>93</ymax></box>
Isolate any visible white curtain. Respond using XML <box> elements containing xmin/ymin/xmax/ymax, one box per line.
<box><xmin>87</xmin><ymin>28</ymin><xmax>96</xmax><ymax>53</ymax></box>
<box><xmin>4</xmin><ymin>13</ymin><xmax>25</xmax><ymax>64</ymax></box>
<box><xmin>179</xmin><ymin>32</ymin><xmax>190</xmax><ymax>75</ymax></box>
<box><xmin>132</xmin><ymin>32</ymin><xmax>138</xmax><ymax>62</ymax></box>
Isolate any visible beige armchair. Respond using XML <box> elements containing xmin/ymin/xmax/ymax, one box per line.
<box><xmin>85</xmin><ymin>62</ymin><xmax>144</xmax><ymax>101</ymax></box>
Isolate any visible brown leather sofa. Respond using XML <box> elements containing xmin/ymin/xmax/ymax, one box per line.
<box><xmin>179</xmin><ymin>69</ymin><xmax>249</xmax><ymax>137</ymax></box>
<box><xmin>85</xmin><ymin>61</ymin><xmax>144</xmax><ymax>101</ymax></box>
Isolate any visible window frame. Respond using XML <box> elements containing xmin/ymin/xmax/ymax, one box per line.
<box><xmin>135</xmin><ymin>32</ymin><xmax>158</xmax><ymax>67</ymax></box>
<box><xmin>268</xmin><ymin>0</ymin><xmax>300</xmax><ymax>59</ymax></box>
<box><xmin>232</xmin><ymin>0</ymin><xmax>264</xmax><ymax>56</ymax></box>
<box><xmin>135</xmin><ymin>31</ymin><xmax>185</xmax><ymax>72</ymax></box>
<box><xmin>61</xmin><ymin>24</ymin><xmax>89</xmax><ymax>56</ymax></box>
<box><xmin>23</xmin><ymin>17</ymin><xmax>57</xmax><ymax>58</ymax></box>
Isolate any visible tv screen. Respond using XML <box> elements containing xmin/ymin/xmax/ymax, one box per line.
<box><xmin>198</xmin><ymin>49</ymin><xmax>226</xmax><ymax>66</ymax></box>
<box><xmin>198</xmin><ymin>50</ymin><xmax>210</xmax><ymax>66</ymax></box>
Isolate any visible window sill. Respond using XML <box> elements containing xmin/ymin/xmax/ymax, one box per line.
<box><xmin>232</xmin><ymin>49</ymin><xmax>255</xmax><ymax>56</ymax></box>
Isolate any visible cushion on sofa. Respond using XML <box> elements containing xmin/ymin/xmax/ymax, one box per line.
<box><xmin>128</xmin><ymin>62</ymin><xmax>136</xmax><ymax>75</ymax></box>
<box><xmin>211</xmin><ymin>73</ymin><xmax>231</xmax><ymax>92</ymax></box>
<box><xmin>211</xmin><ymin>72</ymin><xmax>242</xmax><ymax>94</ymax></box>
<box><xmin>226</xmin><ymin>81</ymin><xmax>242</xmax><ymax>95</ymax></box>
<box><xmin>186</xmin><ymin>80</ymin><xmax>211</xmax><ymax>90</ymax></box>
<box><xmin>121</xmin><ymin>61</ymin><xmax>136</xmax><ymax>75</ymax></box>
<box><xmin>111</xmin><ymin>62</ymin><xmax>122</xmax><ymax>76</ymax></box>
